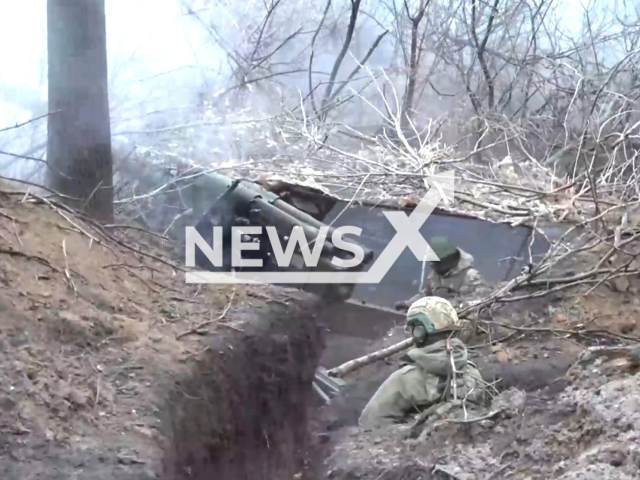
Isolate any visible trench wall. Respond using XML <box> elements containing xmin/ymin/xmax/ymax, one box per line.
<box><xmin>160</xmin><ymin>296</ymin><xmax>323</xmax><ymax>480</ymax></box>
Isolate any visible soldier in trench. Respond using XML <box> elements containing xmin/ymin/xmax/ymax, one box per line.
<box><xmin>358</xmin><ymin>296</ymin><xmax>487</xmax><ymax>429</ymax></box>
<box><xmin>395</xmin><ymin>237</ymin><xmax>486</xmax><ymax>312</ymax></box>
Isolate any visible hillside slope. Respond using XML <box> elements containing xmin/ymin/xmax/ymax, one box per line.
<box><xmin>0</xmin><ymin>185</ymin><xmax>321</xmax><ymax>479</ymax></box>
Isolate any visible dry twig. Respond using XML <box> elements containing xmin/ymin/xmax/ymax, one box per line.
<box><xmin>176</xmin><ymin>288</ymin><xmax>236</xmax><ymax>339</ymax></box>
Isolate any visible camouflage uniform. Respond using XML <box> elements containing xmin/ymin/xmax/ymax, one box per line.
<box><xmin>395</xmin><ymin>237</ymin><xmax>485</xmax><ymax>311</ymax></box>
<box><xmin>358</xmin><ymin>297</ymin><xmax>486</xmax><ymax>429</ymax></box>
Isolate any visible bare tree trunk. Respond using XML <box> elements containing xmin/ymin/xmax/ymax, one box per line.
<box><xmin>47</xmin><ymin>0</ymin><xmax>114</xmax><ymax>223</ymax></box>
<box><xmin>470</xmin><ymin>0</ymin><xmax>500</xmax><ymax>111</ymax></box>
<box><xmin>399</xmin><ymin>0</ymin><xmax>430</xmax><ymax>135</ymax></box>
<box><xmin>319</xmin><ymin>0</ymin><xmax>362</xmax><ymax>120</ymax></box>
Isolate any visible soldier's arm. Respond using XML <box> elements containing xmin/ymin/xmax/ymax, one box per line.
<box><xmin>422</xmin><ymin>274</ymin><xmax>435</xmax><ymax>296</ymax></box>
<box><xmin>468</xmin><ymin>269</ymin><xmax>483</xmax><ymax>284</ymax></box>
<box><xmin>423</xmin><ymin>282</ymin><xmax>434</xmax><ymax>296</ymax></box>
<box><xmin>471</xmin><ymin>268</ymin><xmax>485</xmax><ymax>285</ymax></box>
<box><xmin>460</xmin><ymin>269</ymin><xmax>485</xmax><ymax>295</ymax></box>
<box><xmin>398</xmin><ymin>353</ymin><xmax>414</xmax><ymax>364</ymax></box>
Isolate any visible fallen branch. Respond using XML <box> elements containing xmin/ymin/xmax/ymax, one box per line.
<box><xmin>0</xmin><ymin>247</ymin><xmax>61</xmax><ymax>273</ymax></box>
<box><xmin>61</xmin><ymin>238</ymin><xmax>76</xmax><ymax>293</ymax></box>
<box><xmin>0</xmin><ymin>209</ymin><xmax>22</xmax><ymax>223</ymax></box>
<box><xmin>30</xmin><ymin>193</ymin><xmax>100</xmax><ymax>244</ymax></box>
<box><xmin>103</xmin><ymin>223</ymin><xmax>169</xmax><ymax>241</ymax></box>
<box><xmin>104</xmin><ymin>264</ymin><xmax>161</xmax><ymax>294</ymax></box>
<box><xmin>431</xmin><ymin>463</ymin><xmax>466</xmax><ymax>480</ymax></box>
<box><xmin>481</xmin><ymin>319</ymin><xmax>640</xmax><ymax>343</ymax></box>
<box><xmin>74</xmin><ymin>210</ymin><xmax>184</xmax><ymax>271</ymax></box>
<box><xmin>16</xmin><ymin>189</ymin><xmax>178</xmax><ymax>271</ymax></box>
<box><xmin>327</xmin><ymin>338</ymin><xmax>413</xmax><ymax>378</ymax></box>
<box><xmin>445</xmin><ymin>408</ymin><xmax>503</xmax><ymax>424</ymax></box>
<box><xmin>576</xmin><ymin>343</ymin><xmax>640</xmax><ymax>367</ymax></box>
<box><xmin>409</xmin><ymin>402</ymin><xmax>452</xmax><ymax>439</ymax></box>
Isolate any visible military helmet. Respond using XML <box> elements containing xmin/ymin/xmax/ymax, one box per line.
<box><xmin>430</xmin><ymin>237</ymin><xmax>459</xmax><ymax>260</ymax></box>
<box><xmin>406</xmin><ymin>296</ymin><xmax>461</xmax><ymax>334</ymax></box>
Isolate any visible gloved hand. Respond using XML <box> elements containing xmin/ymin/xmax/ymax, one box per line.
<box><xmin>394</xmin><ymin>300</ymin><xmax>410</xmax><ymax>312</ymax></box>
<box><xmin>398</xmin><ymin>353</ymin><xmax>414</xmax><ymax>367</ymax></box>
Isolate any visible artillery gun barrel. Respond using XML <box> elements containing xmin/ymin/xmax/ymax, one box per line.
<box><xmin>188</xmin><ymin>171</ymin><xmax>374</xmax><ymax>267</ymax></box>
<box><xmin>268</xmin><ymin>197</ymin><xmax>374</xmax><ymax>263</ymax></box>
<box><xmin>209</xmin><ymin>179</ymin><xmax>331</xmax><ymax>250</ymax></box>
<box><xmin>248</xmin><ymin>196</ymin><xmax>341</xmax><ymax>259</ymax></box>
<box><xmin>223</xmin><ymin>179</ymin><xmax>373</xmax><ymax>265</ymax></box>
<box><xmin>241</xmin><ymin>180</ymin><xmax>339</xmax><ymax>232</ymax></box>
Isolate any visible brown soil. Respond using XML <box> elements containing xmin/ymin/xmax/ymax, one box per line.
<box><xmin>161</xmin><ymin>299</ymin><xmax>324</xmax><ymax>480</ymax></box>
<box><xmin>0</xmin><ymin>185</ymin><xmax>324</xmax><ymax>479</ymax></box>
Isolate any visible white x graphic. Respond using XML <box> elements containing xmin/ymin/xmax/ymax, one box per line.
<box><xmin>381</xmin><ymin>187</ymin><xmax>440</xmax><ymax>261</ymax></box>
<box><xmin>363</xmin><ymin>171</ymin><xmax>454</xmax><ymax>282</ymax></box>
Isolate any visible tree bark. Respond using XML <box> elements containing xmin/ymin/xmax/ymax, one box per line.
<box><xmin>47</xmin><ymin>0</ymin><xmax>114</xmax><ymax>223</ymax></box>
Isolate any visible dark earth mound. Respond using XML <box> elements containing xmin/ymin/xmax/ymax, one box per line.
<box><xmin>160</xmin><ymin>297</ymin><xmax>324</xmax><ymax>480</ymax></box>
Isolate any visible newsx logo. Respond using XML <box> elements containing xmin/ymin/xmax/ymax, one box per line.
<box><xmin>185</xmin><ymin>224</ymin><xmax>365</xmax><ymax>269</ymax></box>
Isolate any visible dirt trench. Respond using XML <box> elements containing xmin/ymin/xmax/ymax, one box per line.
<box><xmin>155</xmin><ymin>291</ymin><xmax>583</xmax><ymax>478</ymax></box>
<box><xmin>154</xmin><ymin>290</ymin><xmax>584</xmax><ymax>480</ymax></box>
<box><xmin>156</xmin><ymin>297</ymin><xmax>410</xmax><ymax>479</ymax></box>
<box><xmin>159</xmin><ymin>296</ymin><xmax>325</xmax><ymax>480</ymax></box>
